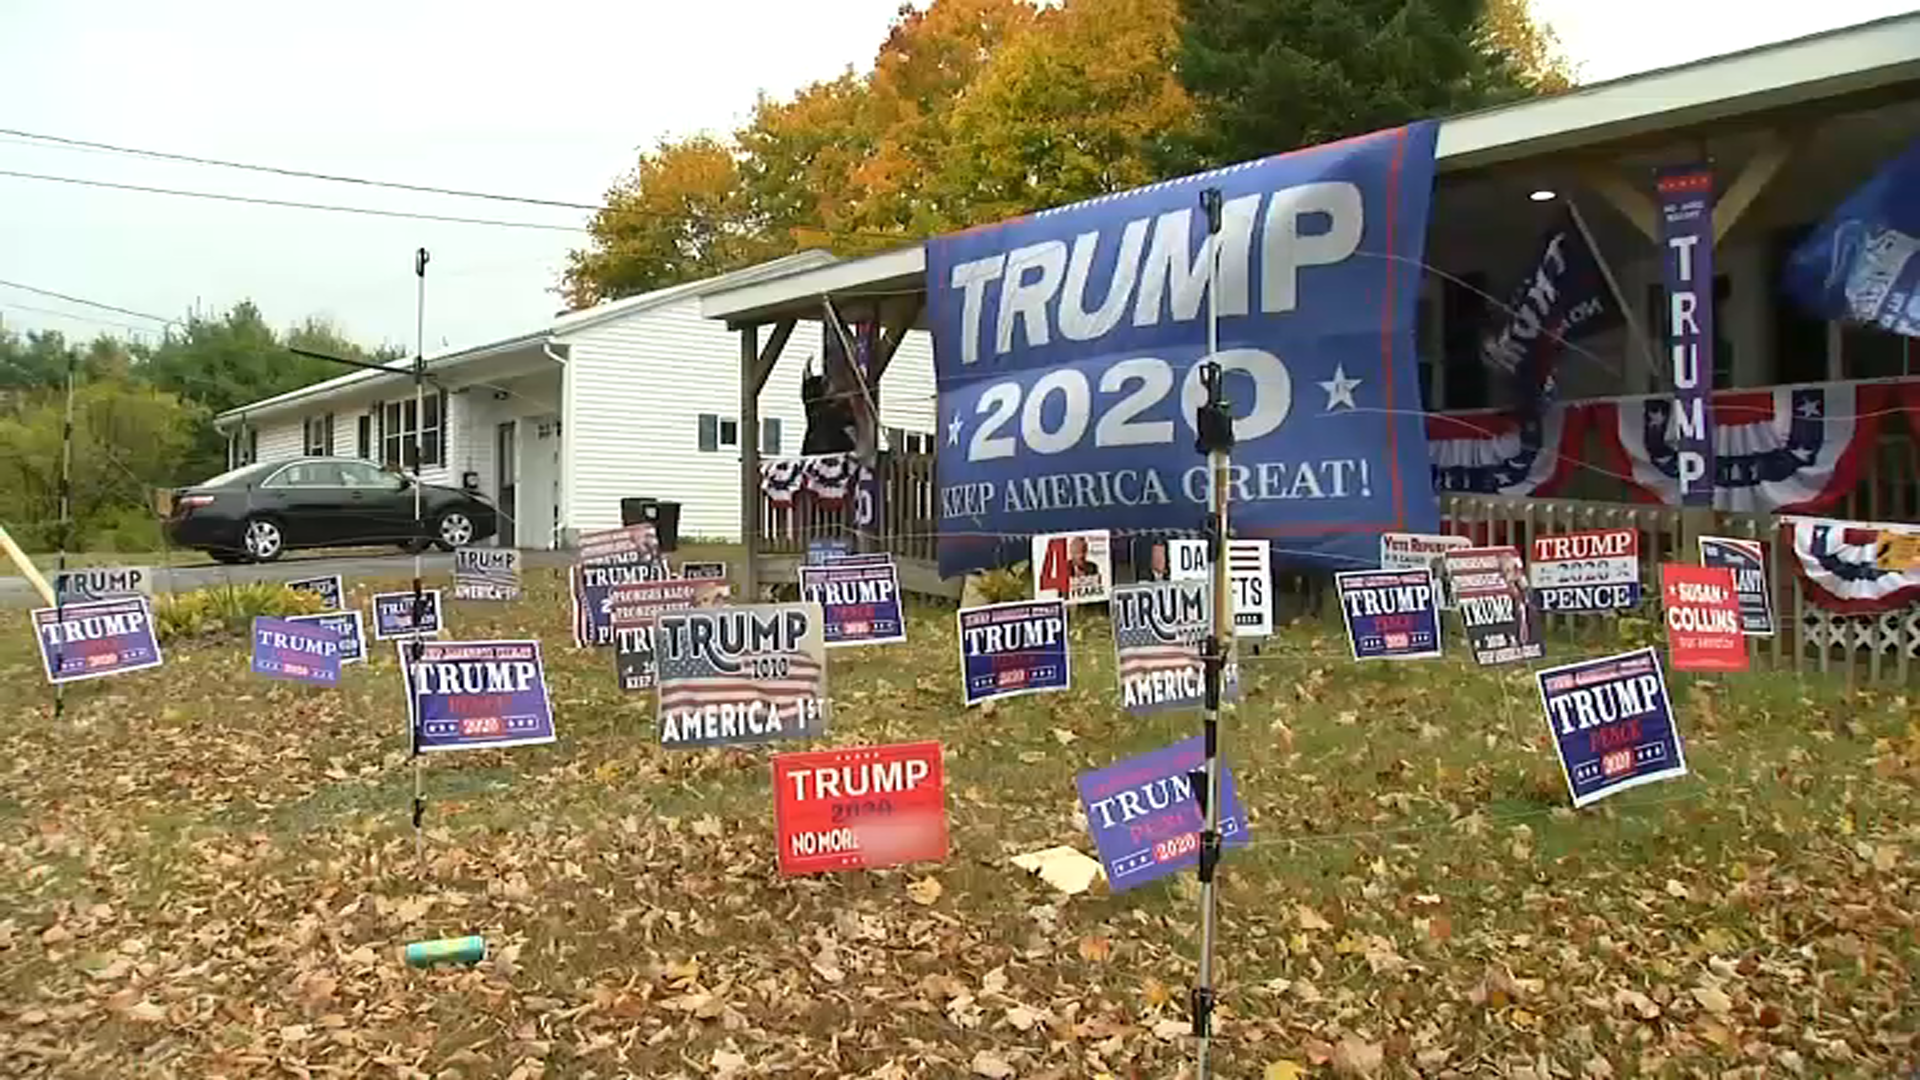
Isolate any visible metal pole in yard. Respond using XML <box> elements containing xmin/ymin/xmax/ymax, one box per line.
<box><xmin>409</xmin><ymin>247</ymin><xmax>430</xmax><ymax>873</ymax></box>
<box><xmin>53</xmin><ymin>349</ymin><xmax>77</xmax><ymax>722</ymax></box>
<box><xmin>1189</xmin><ymin>186</ymin><xmax>1236</xmax><ymax>1080</ymax></box>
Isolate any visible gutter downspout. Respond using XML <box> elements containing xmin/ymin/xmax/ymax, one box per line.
<box><xmin>543</xmin><ymin>339</ymin><xmax>570</xmax><ymax>551</ymax></box>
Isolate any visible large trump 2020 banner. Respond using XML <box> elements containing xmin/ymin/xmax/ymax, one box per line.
<box><xmin>925</xmin><ymin>122</ymin><xmax>1442</xmax><ymax>576</ymax></box>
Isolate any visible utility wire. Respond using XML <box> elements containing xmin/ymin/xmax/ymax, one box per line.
<box><xmin>0</xmin><ymin>126</ymin><xmax>606</xmax><ymax>212</ymax></box>
<box><xmin>0</xmin><ymin>169</ymin><xmax>590</xmax><ymax>233</ymax></box>
<box><xmin>0</xmin><ymin>127</ymin><xmax>920</xmax><ymax>245</ymax></box>
<box><xmin>0</xmin><ymin>277</ymin><xmax>177</xmax><ymax>325</ymax></box>
<box><xmin>0</xmin><ymin>300</ymin><xmax>158</xmax><ymax>336</ymax></box>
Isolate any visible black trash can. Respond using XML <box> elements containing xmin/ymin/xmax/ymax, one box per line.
<box><xmin>619</xmin><ymin>498</ymin><xmax>681</xmax><ymax>552</ymax></box>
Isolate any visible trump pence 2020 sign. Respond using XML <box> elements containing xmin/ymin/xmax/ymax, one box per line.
<box><xmin>925</xmin><ymin>122</ymin><xmax>1443</xmax><ymax>575</ymax></box>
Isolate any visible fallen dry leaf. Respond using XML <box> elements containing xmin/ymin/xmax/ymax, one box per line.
<box><xmin>906</xmin><ymin>876</ymin><xmax>943</xmax><ymax>906</ymax></box>
<box><xmin>1264</xmin><ymin>1061</ymin><xmax>1306</xmax><ymax>1080</ymax></box>
<box><xmin>971</xmin><ymin>1050</ymin><xmax>1015</xmax><ymax>1078</ymax></box>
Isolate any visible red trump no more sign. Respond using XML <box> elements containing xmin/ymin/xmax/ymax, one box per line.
<box><xmin>772</xmin><ymin>741</ymin><xmax>948</xmax><ymax>875</ymax></box>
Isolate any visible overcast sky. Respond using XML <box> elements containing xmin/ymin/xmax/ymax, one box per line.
<box><xmin>0</xmin><ymin>0</ymin><xmax>1914</xmax><ymax>354</ymax></box>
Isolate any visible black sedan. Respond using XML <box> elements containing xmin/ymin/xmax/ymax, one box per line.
<box><xmin>167</xmin><ymin>456</ymin><xmax>499</xmax><ymax>562</ymax></box>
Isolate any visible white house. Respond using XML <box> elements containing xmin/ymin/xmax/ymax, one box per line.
<box><xmin>212</xmin><ymin>251</ymin><xmax>938</xmax><ymax>547</ymax></box>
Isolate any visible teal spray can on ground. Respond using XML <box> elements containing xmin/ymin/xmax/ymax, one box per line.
<box><xmin>403</xmin><ymin>935</ymin><xmax>486</xmax><ymax>968</ymax></box>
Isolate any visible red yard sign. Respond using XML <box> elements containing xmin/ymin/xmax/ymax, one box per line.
<box><xmin>1660</xmin><ymin>564</ymin><xmax>1748</xmax><ymax>672</ymax></box>
<box><xmin>773</xmin><ymin>741</ymin><xmax>948</xmax><ymax>875</ymax></box>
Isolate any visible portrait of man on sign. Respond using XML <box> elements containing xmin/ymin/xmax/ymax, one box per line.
<box><xmin>1069</xmin><ymin>537</ymin><xmax>1104</xmax><ymax>597</ymax></box>
<box><xmin>1133</xmin><ymin>538</ymin><xmax>1170</xmax><ymax>582</ymax></box>
<box><xmin>1501</xmin><ymin>550</ymin><xmax>1540</xmax><ymax>649</ymax></box>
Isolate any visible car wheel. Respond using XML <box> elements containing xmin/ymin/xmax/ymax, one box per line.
<box><xmin>241</xmin><ymin>517</ymin><xmax>285</xmax><ymax>563</ymax></box>
<box><xmin>434</xmin><ymin>511</ymin><xmax>476</xmax><ymax>552</ymax></box>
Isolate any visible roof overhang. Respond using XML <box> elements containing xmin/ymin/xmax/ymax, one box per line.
<box><xmin>701</xmin><ymin>11</ymin><xmax>1920</xmax><ymax>330</ymax></box>
<box><xmin>213</xmin><ymin>330</ymin><xmax>555</xmax><ymax>429</ymax></box>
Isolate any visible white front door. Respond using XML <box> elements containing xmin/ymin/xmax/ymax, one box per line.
<box><xmin>518</xmin><ymin>415</ymin><xmax>562</xmax><ymax>549</ymax></box>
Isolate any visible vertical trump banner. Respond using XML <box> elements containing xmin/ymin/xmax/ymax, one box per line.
<box><xmin>1657</xmin><ymin>164</ymin><xmax>1717</xmax><ymax>506</ymax></box>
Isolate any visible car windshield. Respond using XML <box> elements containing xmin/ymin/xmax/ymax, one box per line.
<box><xmin>198</xmin><ymin>462</ymin><xmax>279</xmax><ymax>488</ymax></box>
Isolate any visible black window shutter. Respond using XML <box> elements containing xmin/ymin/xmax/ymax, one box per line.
<box><xmin>436</xmin><ymin>389</ymin><xmax>449</xmax><ymax>466</ymax></box>
<box><xmin>698</xmin><ymin>414</ymin><xmax>718</xmax><ymax>452</ymax></box>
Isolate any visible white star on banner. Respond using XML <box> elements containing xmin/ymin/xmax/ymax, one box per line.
<box><xmin>947</xmin><ymin>413</ymin><xmax>964</xmax><ymax>446</ymax></box>
<box><xmin>1317</xmin><ymin>365</ymin><xmax>1362</xmax><ymax>411</ymax></box>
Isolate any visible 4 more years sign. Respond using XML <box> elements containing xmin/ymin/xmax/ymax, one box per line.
<box><xmin>773</xmin><ymin>741</ymin><xmax>948</xmax><ymax>874</ymax></box>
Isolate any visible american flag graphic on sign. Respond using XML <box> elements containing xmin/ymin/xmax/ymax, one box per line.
<box><xmin>655</xmin><ymin>603</ymin><xmax>830</xmax><ymax>749</ymax></box>
<box><xmin>1111</xmin><ymin>580</ymin><xmax>1237</xmax><ymax>715</ymax></box>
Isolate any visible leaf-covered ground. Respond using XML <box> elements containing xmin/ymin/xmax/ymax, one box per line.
<box><xmin>2</xmin><ymin>568</ymin><xmax>1916</xmax><ymax>1078</ymax></box>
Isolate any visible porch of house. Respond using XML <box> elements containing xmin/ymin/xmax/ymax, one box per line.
<box><xmin>698</xmin><ymin>19</ymin><xmax>1920</xmax><ymax>677</ymax></box>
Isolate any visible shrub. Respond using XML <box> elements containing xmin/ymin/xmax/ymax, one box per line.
<box><xmin>969</xmin><ymin>562</ymin><xmax>1031</xmax><ymax>605</ymax></box>
<box><xmin>152</xmin><ymin>582</ymin><xmax>328</xmax><ymax>642</ymax></box>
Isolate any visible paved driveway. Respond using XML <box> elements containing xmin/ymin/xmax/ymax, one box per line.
<box><xmin>1</xmin><ymin>549</ymin><xmax>578</xmax><ymax>607</ymax></box>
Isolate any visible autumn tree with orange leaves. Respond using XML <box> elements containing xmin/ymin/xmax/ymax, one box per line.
<box><xmin>562</xmin><ymin>0</ymin><xmax>1571</xmax><ymax>307</ymax></box>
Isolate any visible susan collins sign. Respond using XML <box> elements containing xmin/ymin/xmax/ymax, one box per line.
<box><xmin>925</xmin><ymin>122</ymin><xmax>1443</xmax><ymax>577</ymax></box>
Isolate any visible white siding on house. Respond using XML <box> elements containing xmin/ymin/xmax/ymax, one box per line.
<box><xmin>561</xmin><ymin>303</ymin><xmax>940</xmax><ymax>543</ymax></box>
<box><xmin>879</xmin><ymin>330</ymin><xmax>937</xmax><ymax>440</ymax></box>
<box><xmin>254</xmin><ymin>416</ymin><xmax>303</xmax><ymax>465</ymax></box>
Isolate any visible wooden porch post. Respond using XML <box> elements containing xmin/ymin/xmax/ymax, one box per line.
<box><xmin>739</xmin><ymin>320</ymin><xmax>797</xmax><ymax>599</ymax></box>
<box><xmin>740</xmin><ymin>324</ymin><xmax>762</xmax><ymax>599</ymax></box>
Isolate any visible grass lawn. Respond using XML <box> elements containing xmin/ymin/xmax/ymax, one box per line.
<box><xmin>1</xmin><ymin>568</ymin><xmax>1915</xmax><ymax>1078</ymax></box>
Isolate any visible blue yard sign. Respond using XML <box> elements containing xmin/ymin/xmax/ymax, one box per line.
<box><xmin>957</xmin><ymin>600</ymin><xmax>1069</xmax><ymax>707</ymax></box>
<box><xmin>404</xmin><ymin>639</ymin><xmax>556</xmax><ymax>753</ymax></box>
<box><xmin>250</xmin><ymin>615</ymin><xmax>343</xmax><ymax>687</ymax></box>
<box><xmin>1076</xmin><ymin>736</ymin><xmax>1248</xmax><ymax>894</ymax></box>
<box><xmin>925</xmin><ymin>122</ymin><xmax>1442</xmax><ymax>576</ymax></box>
<box><xmin>1535</xmin><ymin>647</ymin><xmax>1687</xmax><ymax>808</ymax></box>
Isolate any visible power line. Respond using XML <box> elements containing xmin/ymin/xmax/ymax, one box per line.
<box><xmin>0</xmin><ymin>277</ymin><xmax>176</xmax><ymax>325</ymax></box>
<box><xmin>0</xmin><ymin>127</ymin><xmax>920</xmax><ymax>245</ymax></box>
<box><xmin>0</xmin><ymin>300</ymin><xmax>158</xmax><ymax>336</ymax></box>
<box><xmin>0</xmin><ymin>169</ymin><xmax>590</xmax><ymax>233</ymax></box>
<box><xmin>0</xmin><ymin>126</ymin><xmax>607</xmax><ymax>212</ymax></box>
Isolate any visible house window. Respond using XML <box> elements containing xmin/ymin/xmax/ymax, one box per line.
<box><xmin>697</xmin><ymin>414</ymin><xmax>741</xmax><ymax>453</ymax></box>
<box><xmin>886</xmin><ymin>427</ymin><xmax>935</xmax><ymax>455</ymax></box>
<box><xmin>761</xmin><ymin>417</ymin><xmax>782</xmax><ymax>455</ymax></box>
<box><xmin>303</xmin><ymin>413</ymin><xmax>334</xmax><ymax>456</ymax></box>
<box><xmin>380</xmin><ymin>390</ymin><xmax>446</xmax><ymax>469</ymax></box>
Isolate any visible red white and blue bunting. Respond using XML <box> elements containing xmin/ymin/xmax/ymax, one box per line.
<box><xmin>760</xmin><ymin>452</ymin><xmax>868</xmax><ymax>507</ymax></box>
<box><xmin>1598</xmin><ymin>381</ymin><xmax>1895</xmax><ymax>513</ymax></box>
<box><xmin>1426</xmin><ymin>378</ymin><xmax>1920</xmax><ymax>512</ymax></box>
<box><xmin>1426</xmin><ymin>404</ymin><xmax>1589</xmax><ymax>498</ymax></box>
<box><xmin>1780</xmin><ymin>516</ymin><xmax>1920</xmax><ymax>614</ymax></box>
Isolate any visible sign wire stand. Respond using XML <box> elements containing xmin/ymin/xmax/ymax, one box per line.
<box><xmin>1188</xmin><ymin>187</ymin><xmax>1236</xmax><ymax>1079</ymax></box>
<box><xmin>53</xmin><ymin>348</ymin><xmax>77</xmax><ymax>722</ymax></box>
<box><xmin>408</xmin><ymin>247</ymin><xmax>430</xmax><ymax>873</ymax></box>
